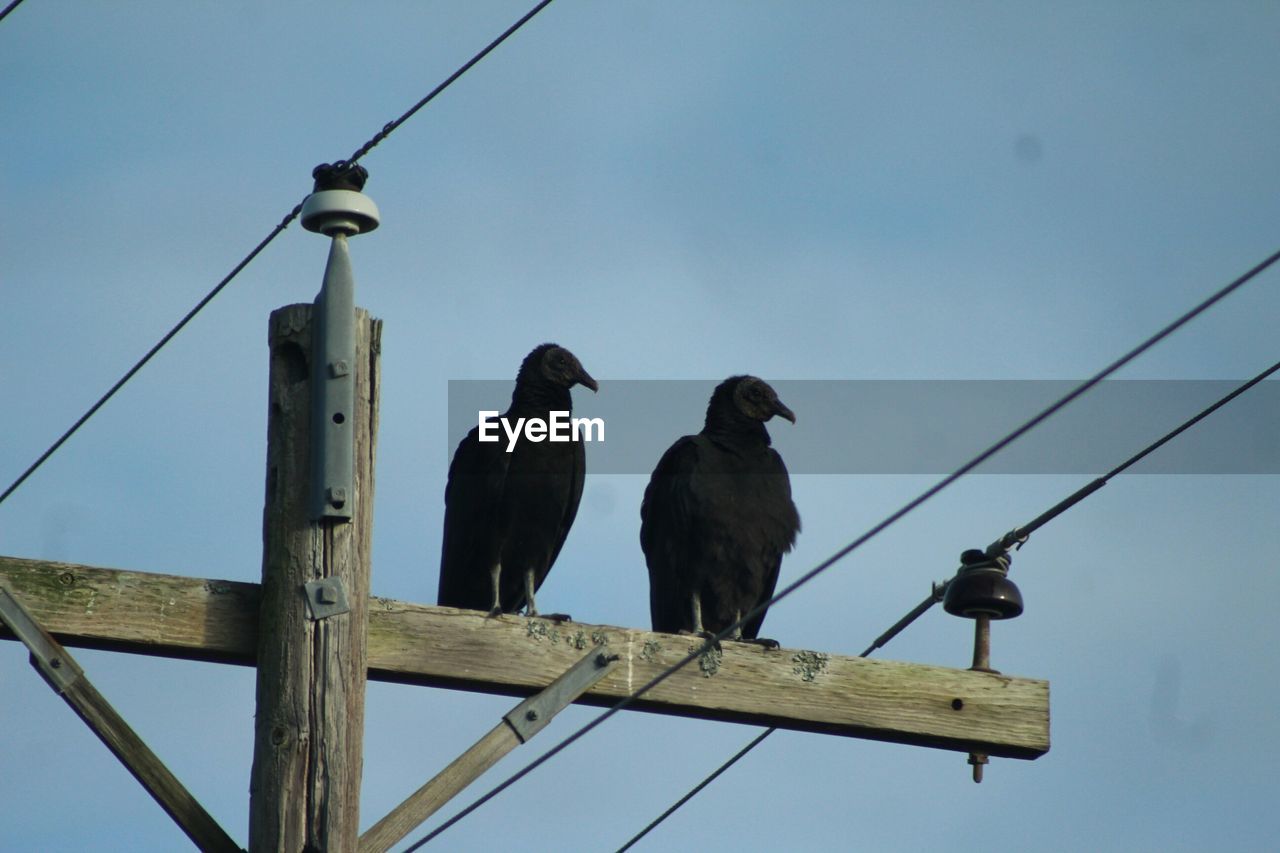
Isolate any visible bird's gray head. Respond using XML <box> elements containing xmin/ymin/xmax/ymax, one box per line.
<box><xmin>704</xmin><ymin>376</ymin><xmax>795</xmax><ymax>436</ymax></box>
<box><xmin>731</xmin><ymin>376</ymin><xmax>795</xmax><ymax>424</ymax></box>
<box><xmin>521</xmin><ymin>343</ymin><xmax>599</xmax><ymax>393</ymax></box>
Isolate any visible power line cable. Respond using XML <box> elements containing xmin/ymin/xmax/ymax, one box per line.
<box><xmin>344</xmin><ymin>0</ymin><xmax>554</xmax><ymax>167</ymax></box>
<box><xmin>0</xmin><ymin>0</ymin><xmax>27</xmax><ymax>24</ymax></box>
<box><xmin>989</xmin><ymin>356</ymin><xmax>1280</xmax><ymax>553</ymax></box>
<box><xmin>0</xmin><ymin>212</ymin><xmax>299</xmax><ymax>508</ymax></box>
<box><xmin>0</xmin><ymin>0</ymin><xmax>556</xmax><ymax>510</ymax></box>
<box><xmin>615</xmin><ymin>587</ymin><xmax>942</xmax><ymax>853</ymax></box>
<box><xmin>615</xmin><ymin>354</ymin><xmax>1280</xmax><ymax>850</ymax></box>
<box><xmin>615</xmin><ymin>728</ymin><xmax>775</xmax><ymax>853</ymax></box>
<box><xmin>404</xmin><ymin>250</ymin><xmax>1280</xmax><ymax>849</ymax></box>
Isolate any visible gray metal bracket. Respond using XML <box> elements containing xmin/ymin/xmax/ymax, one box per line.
<box><xmin>309</xmin><ymin>233</ymin><xmax>357</xmax><ymax>521</ymax></box>
<box><xmin>303</xmin><ymin>577</ymin><xmax>350</xmax><ymax>620</ymax></box>
<box><xmin>0</xmin><ymin>583</ymin><xmax>82</xmax><ymax>693</ymax></box>
<box><xmin>503</xmin><ymin>649</ymin><xmax>620</xmax><ymax>743</ymax></box>
<box><xmin>300</xmin><ymin>171</ymin><xmax>379</xmax><ymax>523</ymax></box>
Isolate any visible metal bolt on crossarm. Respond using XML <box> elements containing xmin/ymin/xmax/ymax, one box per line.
<box><xmin>944</xmin><ymin>548</ymin><xmax>1025</xmax><ymax>782</ymax></box>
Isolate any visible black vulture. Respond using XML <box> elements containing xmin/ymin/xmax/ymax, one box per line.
<box><xmin>437</xmin><ymin>343</ymin><xmax>597</xmax><ymax>617</ymax></box>
<box><xmin>641</xmin><ymin>376</ymin><xmax>800</xmax><ymax>645</ymax></box>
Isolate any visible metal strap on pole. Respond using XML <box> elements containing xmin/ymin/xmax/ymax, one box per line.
<box><xmin>301</xmin><ymin>162</ymin><xmax>380</xmax><ymax>521</ymax></box>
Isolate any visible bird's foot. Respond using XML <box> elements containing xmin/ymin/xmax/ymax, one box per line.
<box><xmin>679</xmin><ymin>629</ymin><xmax>722</xmax><ymax>653</ymax></box>
<box><xmin>485</xmin><ymin>606</ymin><xmax>504</xmax><ymax>618</ymax></box>
<box><xmin>738</xmin><ymin>636</ymin><xmax>781</xmax><ymax>650</ymax></box>
<box><xmin>529</xmin><ymin>611</ymin><xmax>572</xmax><ymax>623</ymax></box>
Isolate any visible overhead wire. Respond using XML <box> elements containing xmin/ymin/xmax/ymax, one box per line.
<box><xmin>615</xmin><ymin>587</ymin><xmax>942</xmax><ymax>853</ymax></box>
<box><xmin>989</xmin><ymin>356</ymin><xmax>1280</xmax><ymax>552</ymax></box>
<box><xmin>615</xmin><ymin>728</ymin><xmax>776</xmax><ymax>853</ymax></box>
<box><xmin>615</xmin><ymin>353</ymin><xmax>1280</xmax><ymax>851</ymax></box>
<box><xmin>0</xmin><ymin>0</ymin><xmax>557</xmax><ymax>510</ymax></box>
<box><xmin>343</xmin><ymin>0</ymin><xmax>554</xmax><ymax>166</ymax></box>
<box><xmin>403</xmin><ymin>249</ymin><xmax>1280</xmax><ymax>849</ymax></box>
<box><xmin>0</xmin><ymin>0</ymin><xmax>27</xmax><ymax>25</ymax></box>
<box><xmin>0</xmin><ymin>213</ymin><xmax>299</xmax><ymax>508</ymax></box>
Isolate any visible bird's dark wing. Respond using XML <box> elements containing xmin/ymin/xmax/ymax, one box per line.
<box><xmin>437</xmin><ymin>422</ymin><xmax>511</xmax><ymax>610</ymax></box>
<box><xmin>494</xmin><ymin>429</ymin><xmax>585</xmax><ymax>612</ymax></box>
<box><xmin>640</xmin><ymin>435</ymin><xmax>703</xmax><ymax>633</ymax></box>
<box><xmin>545</xmin><ymin>436</ymin><xmax>586</xmax><ymax>574</ymax></box>
<box><xmin>740</xmin><ymin>446</ymin><xmax>799</xmax><ymax>639</ymax></box>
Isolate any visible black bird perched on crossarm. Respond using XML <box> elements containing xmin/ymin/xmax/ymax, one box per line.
<box><xmin>641</xmin><ymin>375</ymin><xmax>800</xmax><ymax>646</ymax></box>
<box><xmin>438</xmin><ymin>343</ymin><xmax>598</xmax><ymax>618</ymax></box>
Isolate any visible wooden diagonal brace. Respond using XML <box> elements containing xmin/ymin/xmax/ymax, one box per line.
<box><xmin>359</xmin><ymin>648</ymin><xmax>620</xmax><ymax>853</ymax></box>
<box><xmin>0</xmin><ymin>583</ymin><xmax>243</xmax><ymax>853</ymax></box>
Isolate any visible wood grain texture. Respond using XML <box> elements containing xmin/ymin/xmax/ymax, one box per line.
<box><xmin>370</xmin><ymin>602</ymin><xmax>1049</xmax><ymax>759</ymax></box>
<box><xmin>247</xmin><ymin>304</ymin><xmax>380</xmax><ymax>852</ymax></box>
<box><xmin>1</xmin><ymin>557</ymin><xmax>1048</xmax><ymax>759</ymax></box>
<box><xmin>0</xmin><ymin>556</ymin><xmax>258</xmax><ymax>662</ymax></box>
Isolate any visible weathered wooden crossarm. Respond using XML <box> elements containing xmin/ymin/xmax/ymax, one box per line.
<box><xmin>0</xmin><ymin>556</ymin><xmax>261</xmax><ymax>665</ymax></box>
<box><xmin>0</xmin><ymin>556</ymin><xmax>1049</xmax><ymax>759</ymax></box>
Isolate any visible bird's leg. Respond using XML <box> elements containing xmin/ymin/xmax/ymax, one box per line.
<box><xmin>524</xmin><ymin>567</ymin><xmax>571</xmax><ymax>622</ymax></box>
<box><xmin>486</xmin><ymin>562</ymin><xmax>503</xmax><ymax>617</ymax></box>
<box><xmin>731</xmin><ymin>609</ymin><xmax>781</xmax><ymax>650</ymax></box>
<box><xmin>678</xmin><ymin>590</ymin><xmax>721</xmax><ymax>651</ymax></box>
<box><xmin>523</xmin><ymin>567</ymin><xmax>539</xmax><ymax>617</ymax></box>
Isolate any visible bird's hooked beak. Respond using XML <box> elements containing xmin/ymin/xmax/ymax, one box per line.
<box><xmin>773</xmin><ymin>399</ymin><xmax>796</xmax><ymax>424</ymax></box>
<box><xmin>576</xmin><ymin>367</ymin><xmax>599</xmax><ymax>394</ymax></box>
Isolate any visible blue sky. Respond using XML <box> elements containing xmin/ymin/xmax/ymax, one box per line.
<box><xmin>3</xmin><ymin>2</ymin><xmax>1280</xmax><ymax>850</ymax></box>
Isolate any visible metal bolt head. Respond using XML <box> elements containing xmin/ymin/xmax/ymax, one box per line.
<box><xmin>968</xmin><ymin>752</ymin><xmax>989</xmax><ymax>783</ymax></box>
<box><xmin>49</xmin><ymin>657</ymin><xmax>62</xmax><ymax>669</ymax></box>
<box><xmin>330</xmin><ymin>360</ymin><xmax>350</xmax><ymax>378</ymax></box>
<box><xmin>317</xmin><ymin>585</ymin><xmax>337</xmax><ymax>605</ymax></box>
<box><xmin>525</xmin><ymin>709</ymin><xmax>539</xmax><ymax>722</ymax></box>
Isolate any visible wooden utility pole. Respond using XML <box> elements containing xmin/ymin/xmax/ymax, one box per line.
<box><xmin>247</xmin><ymin>304</ymin><xmax>381</xmax><ymax>851</ymax></box>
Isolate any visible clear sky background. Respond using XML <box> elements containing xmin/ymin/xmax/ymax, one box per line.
<box><xmin>3</xmin><ymin>2</ymin><xmax>1279</xmax><ymax>850</ymax></box>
